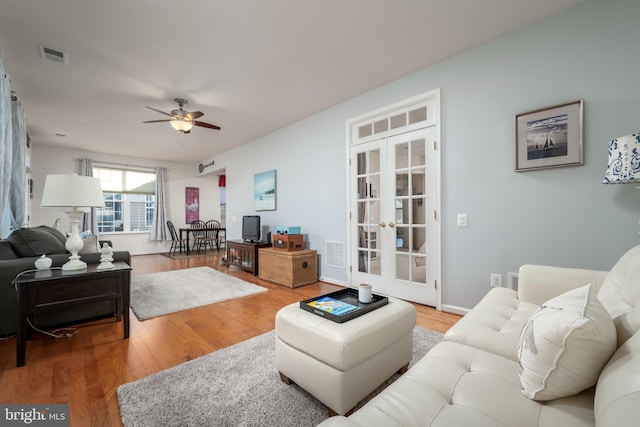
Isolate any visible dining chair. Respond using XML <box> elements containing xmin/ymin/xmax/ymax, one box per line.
<box><xmin>166</xmin><ymin>221</ymin><xmax>186</xmax><ymax>256</ymax></box>
<box><xmin>190</xmin><ymin>220</ymin><xmax>206</xmax><ymax>253</ymax></box>
<box><xmin>204</xmin><ymin>220</ymin><xmax>222</xmax><ymax>252</ymax></box>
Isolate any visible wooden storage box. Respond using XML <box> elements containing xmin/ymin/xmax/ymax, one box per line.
<box><xmin>272</xmin><ymin>234</ymin><xmax>304</xmax><ymax>251</ymax></box>
<box><xmin>258</xmin><ymin>248</ymin><xmax>318</xmax><ymax>288</ymax></box>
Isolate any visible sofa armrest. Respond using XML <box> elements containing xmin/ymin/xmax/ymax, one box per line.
<box><xmin>517</xmin><ymin>264</ymin><xmax>608</xmax><ymax>305</ymax></box>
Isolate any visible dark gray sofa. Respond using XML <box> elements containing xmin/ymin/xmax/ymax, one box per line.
<box><xmin>0</xmin><ymin>225</ymin><xmax>131</xmax><ymax>337</ymax></box>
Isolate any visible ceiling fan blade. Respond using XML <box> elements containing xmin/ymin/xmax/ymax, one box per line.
<box><xmin>145</xmin><ymin>106</ymin><xmax>173</xmax><ymax>117</ymax></box>
<box><xmin>193</xmin><ymin>120</ymin><xmax>221</xmax><ymax>130</ymax></box>
<box><xmin>185</xmin><ymin>111</ymin><xmax>204</xmax><ymax>120</ymax></box>
<box><xmin>143</xmin><ymin>119</ymin><xmax>172</xmax><ymax>123</ymax></box>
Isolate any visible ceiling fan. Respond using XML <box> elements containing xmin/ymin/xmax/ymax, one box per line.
<box><xmin>143</xmin><ymin>98</ymin><xmax>221</xmax><ymax>134</ymax></box>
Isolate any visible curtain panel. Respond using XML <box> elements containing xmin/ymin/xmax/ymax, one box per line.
<box><xmin>10</xmin><ymin>98</ymin><xmax>27</xmax><ymax>229</ymax></box>
<box><xmin>79</xmin><ymin>158</ymin><xmax>99</xmax><ymax>235</ymax></box>
<box><xmin>0</xmin><ymin>52</ymin><xmax>13</xmax><ymax>237</ymax></box>
<box><xmin>149</xmin><ymin>167</ymin><xmax>167</xmax><ymax>241</ymax></box>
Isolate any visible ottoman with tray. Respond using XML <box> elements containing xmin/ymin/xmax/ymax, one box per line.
<box><xmin>275</xmin><ymin>293</ymin><xmax>416</xmax><ymax>415</ymax></box>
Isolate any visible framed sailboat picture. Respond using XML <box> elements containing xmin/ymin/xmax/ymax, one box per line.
<box><xmin>254</xmin><ymin>169</ymin><xmax>276</xmax><ymax>211</ymax></box>
<box><xmin>515</xmin><ymin>100</ymin><xmax>583</xmax><ymax>171</ymax></box>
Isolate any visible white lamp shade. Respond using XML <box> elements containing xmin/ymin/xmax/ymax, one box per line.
<box><xmin>41</xmin><ymin>174</ymin><xmax>105</xmax><ymax>207</ymax></box>
<box><xmin>603</xmin><ymin>133</ymin><xmax>640</xmax><ymax>184</ymax></box>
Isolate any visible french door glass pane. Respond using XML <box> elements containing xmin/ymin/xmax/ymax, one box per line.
<box><xmin>357</xmin><ymin>147</ymin><xmax>381</xmax><ymax>275</ymax></box>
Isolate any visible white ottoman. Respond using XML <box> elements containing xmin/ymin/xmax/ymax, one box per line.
<box><xmin>275</xmin><ymin>297</ymin><xmax>416</xmax><ymax>415</ymax></box>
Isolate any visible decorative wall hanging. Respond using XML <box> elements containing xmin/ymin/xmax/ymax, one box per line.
<box><xmin>515</xmin><ymin>100</ymin><xmax>583</xmax><ymax>171</ymax></box>
<box><xmin>185</xmin><ymin>187</ymin><xmax>199</xmax><ymax>223</ymax></box>
<box><xmin>254</xmin><ymin>170</ymin><xmax>276</xmax><ymax>211</ymax></box>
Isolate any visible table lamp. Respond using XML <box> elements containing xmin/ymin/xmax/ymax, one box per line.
<box><xmin>41</xmin><ymin>174</ymin><xmax>105</xmax><ymax>270</ymax></box>
<box><xmin>602</xmin><ymin>133</ymin><xmax>640</xmax><ymax>186</ymax></box>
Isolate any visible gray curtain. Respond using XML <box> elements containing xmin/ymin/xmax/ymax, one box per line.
<box><xmin>79</xmin><ymin>158</ymin><xmax>99</xmax><ymax>235</ymax></box>
<box><xmin>0</xmin><ymin>52</ymin><xmax>13</xmax><ymax>238</ymax></box>
<box><xmin>10</xmin><ymin>97</ymin><xmax>27</xmax><ymax>229</ymax></box>
<box><xmin>149</xmin><ymin>167</ymin><xmax>167</xmax><ymax>241</ymax></box>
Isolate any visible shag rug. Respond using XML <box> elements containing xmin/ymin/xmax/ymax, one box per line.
<box><xmin>130</xmin><ymin>267</ymin><xmax>267</xmax><ymax>320</ymax></box>
<box><xmin>117</xmin><ymin>327</ymin><xmax>443</xmax><ymax>427</ymax></box>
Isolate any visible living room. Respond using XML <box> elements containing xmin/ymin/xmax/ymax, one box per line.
<box><xmin>3</xmin><ymin>0</ymin><xmax>637</xmax><ymax>313</ymax></box>
<box><xmin>1</xmin><ymin>0</ymin><xmax>640</xmax><ymax>425</ymax></box>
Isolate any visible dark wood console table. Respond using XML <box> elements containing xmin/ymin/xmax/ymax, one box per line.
<box><xmin>226</xmin><ymin>240</ymin><xmax>271</xmax><ymax>275</ymax></box>
<box><xmin>13</xmin><ymin>262</ymin><xmax>132</xmax><ymax>367</ymax></box>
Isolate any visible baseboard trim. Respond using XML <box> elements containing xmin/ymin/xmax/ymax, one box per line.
<box><xmin>319</xmin><ymin>276</ymin><xmax>347</xmax><ymax>287</ymax></box>
<box><xmin>441</xmin><ymin>304</ymin><xmax>470</xmax><ymax>316</ymax></box>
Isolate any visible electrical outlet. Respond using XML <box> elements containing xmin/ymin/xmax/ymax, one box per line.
<box><xmin>490</xmin><ymin>273</ymin><xmax>502</xmax><ymax>287</ymax></box>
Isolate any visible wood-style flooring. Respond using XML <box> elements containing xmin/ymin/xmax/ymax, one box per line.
<box><xmin>0</xmin><ymin>253</ymin><xmax>461</xmax><ymax>427</ymax></box>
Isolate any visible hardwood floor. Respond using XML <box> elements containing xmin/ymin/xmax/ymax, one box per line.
<box><xmin>0</xmin><ymin>253</ymin><xmax>461</xmax><ymax>427</ymax></box>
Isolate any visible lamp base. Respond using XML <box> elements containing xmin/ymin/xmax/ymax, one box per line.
<box><xmin>62</xmin><ymin>256</ymin><xmax>87</xmax><ymax>271</ymax></box>
<box><xmin>64</xmin><ymin>209</ymin><xmax>87</xmax><ymax>271</ymax></box>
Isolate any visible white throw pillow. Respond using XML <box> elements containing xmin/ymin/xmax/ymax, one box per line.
<box><xmin>79</xmin><ymin>235</ymin><xmax>100</xmax><ymax>254</ymax></box>
<box><xmin>517</xmin><ymin>283</ymin><xmax>616</xmax><ymax>401</ymax></box>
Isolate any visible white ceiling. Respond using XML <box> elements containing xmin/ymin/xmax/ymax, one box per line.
<box><xmin>0</xmin><ymin>0</ymin><xmax>585</xmax><ymax>164</ymax></box>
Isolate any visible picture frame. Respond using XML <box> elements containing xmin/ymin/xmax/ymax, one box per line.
<box><xmin>185</xmin><ymin>187</ymin><xmax>199</xmax><ymax>223</ymax></box>
<box><xmin>254</xmin><ymin>170</ymin><xmax>276</xmax><ymax>211</ymax></box>
<box><xmin>515</xmin><ymin>100</ymin><xmax>583</xmax><ymax>171</ymax></box>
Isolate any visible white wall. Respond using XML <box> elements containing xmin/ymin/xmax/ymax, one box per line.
<box><xmin>30</xmin><ymin>145</ymin><xmax>220</xmax><ymax>255</ymax></box>
<box><xmin>204</xmin><ymin>0</ymin><xmax>640</xmax><ymax>310</ymax></box>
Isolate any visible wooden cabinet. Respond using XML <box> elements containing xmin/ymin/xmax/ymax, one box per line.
<box><xmin>226</xmin><ymin>240</ymin><xmax>271</xmax><ymax>276</ymax></box>
<box><xmin>258</xmin><ymin>248</ymin><xmax>318</xmax><ymax>288</ymax></box>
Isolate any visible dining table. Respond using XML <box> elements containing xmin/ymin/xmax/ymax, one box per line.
<box><xmin>178</xmin><ymin>226</ymin><xmax>226</xmax><ymax>255</ymax></box>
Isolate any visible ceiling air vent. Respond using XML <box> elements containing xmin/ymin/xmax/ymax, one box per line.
<box><xmin>39</xmin><ymin>44</ymin><xmax>68</xmax><ymax>65</ymax></box>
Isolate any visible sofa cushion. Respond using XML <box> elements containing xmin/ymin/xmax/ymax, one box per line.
<box><xmin>518</xmin><ymin>283</ymin><xmax>616</xmax><ymax>401</ymax></box>
<box><xmin>0</xmin><ymin>240</ymin><xmax>18</xmax><ymax>260</ymax></box>
<box><xmin>37</xmin><ymin>225</ymin><xmax>68</xmax><ymax>247</ymax></box>
<box><xmin>6</xmin><ymin>226</ymin><xmax>67</xmax><ymax>257</ymax></box>
<box><xmin>444</xmin><ymin>287</ymin><xmax>539</xmax><ymax>361</ymax></box>
<box><xmin>597</xmin><ymin>244</ymin><xmax>640</xmax><ymax>318</ymax></box>
<box><xmin>595</xmin><ymin>326</ymin><xmax>640</xmax><ymax>426</ymax></box>
<box><xmin>331</xmin><ymin>341</ymin><xmax>596</xmax><ymax>427</ymax></box>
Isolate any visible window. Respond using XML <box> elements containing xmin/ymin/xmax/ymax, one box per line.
<box><xmin>93</xmin><ymin>166</ymin><xmax>156</xmax><ymax>233</ymax></box>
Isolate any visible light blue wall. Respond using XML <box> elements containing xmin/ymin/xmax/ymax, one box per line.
<box><xmin>215</xmin><ymin>0</ymin><xmax>640</xmax><ymax>310</ymax></box>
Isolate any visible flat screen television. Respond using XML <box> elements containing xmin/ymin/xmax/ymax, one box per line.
<box><xmin>242</xmin><ymin>215</ymin><xmax>261</xmax><ymax>242</ymax></box>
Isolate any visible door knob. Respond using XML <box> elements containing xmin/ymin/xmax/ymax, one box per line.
<box><xmin>388</xmin><ymin>222</ymin><xmax>396</xmax><ymax>228</ymax></box>
<box><xmin>379</xmin><ymin>222</ymin><xmax>386</xmax><ymax>228</ymax></box>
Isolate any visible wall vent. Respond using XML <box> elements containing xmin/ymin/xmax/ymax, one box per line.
<box><xmin>39</xmin><ymin>44</ymin><xmax>68</xmax><ymax>65</ymax></box>
<box><xmin>326</xmin><ymin>240</ymin><xmax>345</xmax><ymax>268</ymax></box>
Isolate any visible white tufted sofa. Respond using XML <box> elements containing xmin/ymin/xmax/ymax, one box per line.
<box><xmin>318</xmin><ymin>245</ymin><xmax>640</xmax><ymax>427</ymax></box>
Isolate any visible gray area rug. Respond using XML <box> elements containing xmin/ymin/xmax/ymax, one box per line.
<box><xmin>117</xmin><ymin>327</ymin><xmax>443</xmax><ymax>427</ymax></box>
<box><xmin>130</xmin><ymin>267</ymin><xmax>267</xmax><ymax>320</ymax></box>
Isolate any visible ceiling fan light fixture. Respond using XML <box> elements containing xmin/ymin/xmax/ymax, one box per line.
<box><xmin>170</xmin><ymin>118</ymin><xmax>194</xmax><ymax>132</ymax></box>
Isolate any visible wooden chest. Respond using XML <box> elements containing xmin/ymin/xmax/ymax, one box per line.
<box><xmin>272</xmin><ymin>234</ymin><xmax>304</xmax><ymax>251</ymax></box>
<box><xmin>258</xmin><ymin>248</ymin><xmax>318</xmax><ymax>288</ymax></box>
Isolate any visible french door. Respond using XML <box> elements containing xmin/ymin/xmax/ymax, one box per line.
<box><xmin>350</xmin><ymin>126</ymin><xmax>438</xmax><ymax>307</ymax></box>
